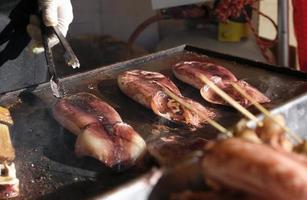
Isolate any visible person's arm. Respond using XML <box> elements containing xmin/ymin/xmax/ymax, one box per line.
<box><xmin>27</xmin><ymin>0</ymin><xmax>73</xmax><ymax>53</ymax></box>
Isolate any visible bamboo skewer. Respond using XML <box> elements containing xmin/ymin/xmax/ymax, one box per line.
<box><xmin>157</xmin><ymin>83</ymin><xmax>232</xmax><ymax>137</ymax></box>
<box><xmin>230</xmin><ymin>82</ymin><xmax>302</xmax><ymax>144</ymax></box>
<box><xmin>198</xmin><ymin>75</ymin><xmax>260</xmax><ymax>125</ymax></box>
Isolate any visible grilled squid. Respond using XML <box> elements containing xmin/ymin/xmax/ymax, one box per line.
<box><xmin>201</xmin><ymin>138</ymin><xmax>307</xmax><ymax>200</ymax></box>
<box><xmin>53</xmin><ymin>92</ymin><xmax>146</xmax><ymax>169</ymax></box>
<box><xmin>172</xmin><ymin>61</ymin><xmax>270</xmax><ymax>107</ymax></box>
<box><xmin>117</xmin><ymin>70</ymin><xmax>215</xmax><ymax>128</ymax></box>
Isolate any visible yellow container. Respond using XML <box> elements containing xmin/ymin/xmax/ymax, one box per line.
<box><xmin>218</xmin><ymin>21</ymin><xmax>248</xmax><ymax>42</ymax></box>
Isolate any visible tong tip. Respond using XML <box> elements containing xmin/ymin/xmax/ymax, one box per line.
<box><xmin>64</xmin><ymin>53</ymin><xmax>80</xmax><ymax>69</ymax></box>
<box><xmin>50</xmin><ymin>78</ymin><xmax>65</xmax><ymax>98</ymax></box>
<box><xmin>71</xmin><ymin>60</ymin><xmax>80</xmax><ymax>69</ymax></box>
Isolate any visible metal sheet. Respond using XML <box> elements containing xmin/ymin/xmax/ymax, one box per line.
<box><xmin>1</xmin><ymin>45</ymin><xmax>307</xmax><ymax>199</ymax></box>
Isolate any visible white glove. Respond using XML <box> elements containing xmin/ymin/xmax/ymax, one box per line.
<box><xmin>27</xmin><ymin>0</ymin><xmax>73</xmax><ymax>54</ymax></box>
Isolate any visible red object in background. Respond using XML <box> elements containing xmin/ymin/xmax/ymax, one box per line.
<box><xmin>293</xmin><ymin>0</ymin><xmax>307</xmax><ymax>71</ymax></box>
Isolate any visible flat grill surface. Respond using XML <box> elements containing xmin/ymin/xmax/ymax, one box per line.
<box><xmin>1</xmin><ymin>46</ymin><xmax>307</xmax><ymax>199</ymax></box>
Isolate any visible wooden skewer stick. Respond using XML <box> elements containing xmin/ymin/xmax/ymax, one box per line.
<box><xmin>158</xmin><ymin>83</ymin><xmax>232</xmax><ymax>137</ymax></box>
<box><xmin>230</xmin><ymin>82</ymin><xmax>302</xmax><ymax>144</ymax></box>
<box><xmin>198</xmin><ymin>74</ymin><xmax>260</xmax><ymax>125</ymax></box>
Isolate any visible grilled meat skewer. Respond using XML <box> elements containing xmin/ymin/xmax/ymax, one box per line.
<box><xmin>201</xmin><ymin>138</ymin><xmax>307</xmax><ymax>200</ymax></box>
<box><xmin>173</xmin><ymin>61</ymin><xmax>270</xmax><ymax>107</ymax></box>
<box><xmin>117</xmin><ymin>70</ymin><xmax>215</xmax><ymax>128</ymax></box>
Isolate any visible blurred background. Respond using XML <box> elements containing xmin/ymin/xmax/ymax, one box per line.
<box><xmin>0</xmin><ymin>0</ymin><xmax>302</xmax><ymax>84</ymax></box>
<box><xmin>67</xmin><ymin>0</ymin><xmax>298</xmax><ymax>70</ymax></box>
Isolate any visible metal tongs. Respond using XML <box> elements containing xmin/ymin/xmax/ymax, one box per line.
<box><xmin>0</xmin><ymin>0</ymin><xmax>79</xmax><ymax>97</ymax></box>
<box><xmin>42</xmin><ymin>25</ymin><xmax>80</xmax><ymax>98</ymax></box>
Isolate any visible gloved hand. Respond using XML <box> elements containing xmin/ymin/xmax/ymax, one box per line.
<box><xmin>26</xmin><ymin>0</ymin><xmax>73</xmax><ymax>53</ymax></box>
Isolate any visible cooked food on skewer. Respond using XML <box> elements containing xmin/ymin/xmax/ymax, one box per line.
<box><xmin>167</xmin><ymin>111</ymin><xmax>307</xmax><ymax>200</ymax></box>
<box><xmin>158</xmin><ymin>84</ymin><xmax>230</xmax><ymax>135</ymax></box>
<box><xmin>0</xmin><ymin>106</ymin><xmax>19</xmax><ymax>199</ymax></box>
<box><xmin>172</xmin><ymin>61</ymin><xmax>270</xmax><ymax>107</ymax></box>
<box><xmin>117</xmin><ymin>70</ymin><xmax>215</xmax><ymax>128</ymax></box>
<box><xmin>201</xmin><ymin>138</ymin><xmax>307</xmax><ymax>200</ymax></box>
<box><xmin>53</xmin><ymin>92</ymin><xmax>146</xmax><ymax>169</ymax></box>
<box><xmin>255</xmin><ymin>115</ymin><xmax>293</xmax><ymax>151</ymax></box>
<box><xmin>295</xmin><ymin>141</ymin><xmax>307</xmax><ymax>156</ymax></box>
<box><xmin>230</xmin><ymin>80</ymin><xmax>306</xmax><ymax>168</ymax></box>
<box><xmin>158</xmin><ymin>80</ymin><xmax>305</xmax><ymax>200</ymax></box>
<box><xmin>232</xmin><ymin>115</ymin><xmax>294</xmax><ymax>152</ymax></box>
<box><xmin>231</xmin><ymin>81</ymin><xmax>302</xmax><ymax>144</ymax></box>
<box><xmin>233</xmin><ymin>123</ymin><xmax>262</xmax><ymax>144</ymax></box>
<box><xmin>172</xmin><ymin>61</ymin><xmax>237</xmax><ymax>89</ymax></box>
<box><xmin>198</xmin><ymin>74</ymin><xmax>259</xmax><ymax>124</ymax></box>
<box><xmin>201</xmin><ymin>78</ymin><xmax>270</xmax><ymax>108</ymax></box>
<box><xmin>172</xmin><ymin>61</ymin><xmax>301</xmax><ymax>145</ymax></box>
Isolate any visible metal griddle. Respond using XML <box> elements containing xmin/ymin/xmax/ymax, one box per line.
<box><xmin>1</xmin><ymin>45</ymin><xmax>307</xmax><ymax>200</ymax></box>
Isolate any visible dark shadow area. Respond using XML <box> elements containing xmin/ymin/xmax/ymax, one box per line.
<box><xmin>148</xmin><ymin>161</ymin><xmax>206</xmax><ymax>200</ymax></box>
<box><xmin>0</xmin><ymin>24</ymin><xmax>31</xmax><ymax>66</ymax></box>
<box><xmin>39</xmin><ymin>180</ymin><xmax>98</xmax><ymax>200</ymax></box>
<box><xmin>18</xmin><ymin>89</ymin><xmax>43</xmax><ymax>106</ymax></box>
<box><xmin>39</xmin><ymin>162</ymin><xmax>153</xmax><ymax>200</ymax></box>
<box><xmin>0</xmin><ymin>0</ymin><xmax>37</xmax><ymax>66</ymax></box>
